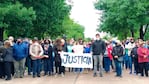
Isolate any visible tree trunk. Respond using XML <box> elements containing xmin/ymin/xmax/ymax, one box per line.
<box><xmin>139</xmin><ymin>24</ymin><xmax>148</xmax><ymax>40</ymax></box>
<box><xmin>130</xmin><ymin>29</ymin><xmax>134</xmax><ymax>37</ymax></box>
<box><xmin>139</xmin><ymin>25</ymin><xmax>144</xmax><ymax>40</ymax></box>
<box><xmin>0</xmin><ymin>28</ymin><xmax>4</xmax><ymax>41</ymax></box>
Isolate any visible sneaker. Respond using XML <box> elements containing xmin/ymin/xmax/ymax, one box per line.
<box><xmin>55</xmin><ymin>73</ymin><xmax>58</xmax><ymax>77</ymax></box>
<box><xmin>61</xmin><ymin>73</ymin><xmax>65</xmax><ymax>77</ymax></box>
<box><xmin>5</xmin><ymin>77</ymin><xmax>11</xmax><ymax>81</ymax></box>
<box><xmin>33</xmin><ymin>75</ymin><xmax>36</xmax><ymax>78</ymax></box>
<box><xmin>93</xmin><ymin>73</ymin><xmax>97</xmax><ymax>77</ymax></box>
<box><xmin>99</xmin><ymin>73</ymin><xmax>103</xmax><ymax>77</ymax></box>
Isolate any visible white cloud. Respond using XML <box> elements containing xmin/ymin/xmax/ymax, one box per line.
<box><xmin>70</xmin><ymin>0</ymin><xmax>101</xmax><ymax>38</ymax></box>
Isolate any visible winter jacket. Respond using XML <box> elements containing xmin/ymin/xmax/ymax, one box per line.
<box><xmin>3</xmin><ymin>47</ymin><xmax>13</xmax><ymax>62</ymax></box>
<box><xmin>131</xmin><ymin>46</ymin><xmax>138</xmax><ymax>59</ymax></box>
<box><xmin>112</xmin><ymin>45</ymin><xmax>124</xmax><ymax>60</ymax></box>
<box><xmin>92</xmin><ymin>40</ymin><xmax>106</xmax><ymax>55</ymax></box>
<box><xmin>137</xmin><ymin>47</ymin><xmax>149</xmax><ymax>63</ymax></box>
<box><xmin>30</xmin><ymin>42</ymin><xmax>44</xmax><ymax>60</ymax></box>
<box><xmin>13</xmin><ymin>42</ymin><xmax>28</xmax><ymax>61</ymax></box>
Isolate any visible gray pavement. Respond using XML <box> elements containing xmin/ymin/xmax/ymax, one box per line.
<box><xmin>0</xmin><ymin>69</ymin><xmax>149</xmax><ymax>84</ymax></box>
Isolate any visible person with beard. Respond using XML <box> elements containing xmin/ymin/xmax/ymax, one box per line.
<box><xmin>13</xmin><ymin>38</ymin><xmax>28</xmax><ymax>78</ymax></box>
<box><xmin>112</xmin><ymin>40</ymin><xmax>124</xmax><ymax>77</ymax></box>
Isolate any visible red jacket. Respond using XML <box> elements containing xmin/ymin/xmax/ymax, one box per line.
<box><xmin>107</xmin><ymin>44</ymin><xmax>113</xmax><ymax>60</ymax></box>
<box><xmin>137</xmin><ymin>47</ymin><xmax>149</xmax><ymax>63</ymax></box>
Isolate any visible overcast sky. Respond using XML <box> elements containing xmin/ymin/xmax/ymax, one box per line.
<box><xmin>70</xmin><ymin>0</ymin><xmax>101</xmax><ymax>38</ymax></box>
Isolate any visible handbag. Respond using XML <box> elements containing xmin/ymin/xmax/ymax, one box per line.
<box><xmin>117</xmin><ymin>56</ymin><xmax>123</xmax><ymax>62</ymax></box>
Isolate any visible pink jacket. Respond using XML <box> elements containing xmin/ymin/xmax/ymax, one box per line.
<box><xmin>137</xmin><ymin>47</ymin><xmax>149</xmax><ymax>63</ymax></box>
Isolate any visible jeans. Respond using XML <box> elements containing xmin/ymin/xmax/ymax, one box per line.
<box><xmin>26</xmin><ymin>56</ymin><xmax>32</xmax><ymax>74</ymax></box>
<box><xmin>104</xmin><ymin>57</ymin><xmax>111</xmax><ymax>72</ymax></box>
<box><xmin>43</xmin><ymin>58</ymin><xmax>52</xmax><ymax>75</ymax></box>
<box><xmin>114</xmin><ymin>60</ymin><xmax>122</xmax><ymax>76</ymax></box>
<box><xmin>14</xmin><ymin>58</ymin><xmax>26</xmax><ymax>78</ymax></box>
<box><xmin>93</xmin><ymin>55</ymin><xmax>103</xmax><ymax>75</ymax></box>
<box><xmin>128</xmin><ymin>56</ymin><xmax>132</xmax><ymax>73</ymax></box>
<box><xmin>32</xmin><ymin>59</ymin><xmax>41</xmax><ymax>76</ymax></box>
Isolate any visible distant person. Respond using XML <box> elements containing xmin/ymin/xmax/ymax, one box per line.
<box><xmin>92</xmin><ymin>33</ymin><xmax>106</xmax><ymax>77</ymax></box>
<box><xmin>0</xmin><ymin>41</ymin><xmax>5</xmax><ymax>79</ymax></box>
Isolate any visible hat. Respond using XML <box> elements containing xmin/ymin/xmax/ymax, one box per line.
<box><xmin>115</xmin><ymin>40</ymin><xmax>121</xmax><ymax>44</ymax></box>
<box><xmin>33</xmin><ymin>37</ymin><xmax>38</xmax><ymax>41</ymax></box>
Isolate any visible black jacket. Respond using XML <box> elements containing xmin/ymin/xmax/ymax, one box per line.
<box><xmin>131</xmin><ymin>46</ymin><xmax>138</xmax><ymax>59</ymax></box>
<box><xmin>112</xmin><ymin>45</ymin><xmax>124</xmax><ymax>60</ymax></box>
<box><xmin>92</xmin><ymin>40</ymin><xmax>106</xmax><ymax>55</ymax></box>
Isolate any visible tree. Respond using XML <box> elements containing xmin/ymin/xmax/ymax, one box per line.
<box><xmin>62</xmin><ymin>17</ymin><xmax>85</xmax><ymax>40</ymax></box>
<box><xmin>95</xmin><ymin>0</ymin><xmax>149</xmax><ymax>40</ymax></box>
<box><xmin>0</xmin><ymin>1</ymin><xmax>36</xmax><ymax>40</ymax></box>
<box><xmin>18</xmin><ymin>0</ymin><xmax>71</xmax><ymax>39</ymax></box>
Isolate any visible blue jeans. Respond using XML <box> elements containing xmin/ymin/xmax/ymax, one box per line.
<box><xmin>32</xmin><ymin>59</ymin><xmax>41</xmax><ymax>76</ymax></box>
<box><xmin>104</xmin><ymin>57</ymin><xmax>111</xmax><ymax>72</ymax></box>
<box><xmin>114</xmin><ymin>60</ymin><xmax>122</xmax><ymax>76</ymax></box>
<box><xmin>128</xmin><ymin>56</ymin><xmax>132</xmax><ymax>73</ymax></box>
<box><xmin>26</xmin><ymin>56</ymin><xmax>32</xmax><ymax>74</ymax></box>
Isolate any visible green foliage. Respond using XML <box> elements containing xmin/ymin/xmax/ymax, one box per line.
<box><xmin>0</xmin><ymin>1</ymin><xmax>36</xmax><ymax>38</ymax></box>
<box><xmin>18</xmin><ymin>0</ymin><xmax>71</xmax><ymax>39</ymax></box>
<box><xmin>62</xmin><ymin>17</ymin><xmax>85</xmax><ymax>40</ymax></box>
<box><xmin>95</xmin><ymin>0</ymin><xmax>149</xmax><ymax>40</ymax></box>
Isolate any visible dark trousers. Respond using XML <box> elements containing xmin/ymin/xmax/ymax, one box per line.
<box><xmin>0</xmin><ymin>62</ymin><xmax>4</xmax><ymax>78</ymax></box>
<box><xmin>55</xmin><ymin>62</ymin><xmax>61</xmax><ymax>74</ymax></box>
<box><xmin>139</xmin><ymin>62</ymin><xmax>148</xmax><ymax>77</ymax></box>
<box><xmin>4</xmin><ymin>62</ymin><xmax>13</xmax><ymax>79</ymax></box>
<box><xmin>32</xmin><ymin>59</ymin><xmax>41</xmax><ymax>76</ymax></box>
<box><xmin>133</xmin><ymin>58</ymin><xmax>139</xmax><ymax>74</ymax></box>
<box><xmin>43</xmin><ymin>58</ymin><xmax>52</xmax><ymax>75</ymax></box>
<box><xmin>26</xmin><ymin>56</ymin><xmax>32</xmax><ymax>74</ymax></box>
<box><xmin>104</xmin><ymin>57</ymin><xmax>111</xmax><ymax>72</ymax></box>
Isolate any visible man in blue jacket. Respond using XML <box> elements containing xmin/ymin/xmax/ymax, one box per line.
<box><xmin>13</xmin><ymin>38</ymin><xmax>28</xmax><ymax>78</ymax></box>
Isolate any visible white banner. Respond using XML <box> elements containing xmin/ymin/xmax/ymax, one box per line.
<box><xmin>60</xmin><ymin>52</ymin><xmax>93</xmax><ymax>68</ymax></box>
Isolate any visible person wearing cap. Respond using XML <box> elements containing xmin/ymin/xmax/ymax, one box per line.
<box><xmin>137</xmin><ymin>40</ymin><xmax>149</xmax><ymax>77</ymax></box>
<box><xmin>13</xmin><ymin>38</ymin><xmax>28</xmax><ymax>78</ymax></box>
<box><xmin>112</xmin><ymin>40</ymin><xmax>124</xmax><ymax>77</ymax></box>
<box><xmin>92</xmin><ymin>33</ymin><xmax>106</xmax><ymax>77</ymax></box>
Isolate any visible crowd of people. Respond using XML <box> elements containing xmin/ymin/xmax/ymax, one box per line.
<box><xmin>0</xmin><ymin>33</ymin><xmax>149</xmax><ymax>81</ymax></box>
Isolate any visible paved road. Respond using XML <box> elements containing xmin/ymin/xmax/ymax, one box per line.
<box><xmin>0</xmin><ymin>69</ymin><xmax>149</xmax><ymax>84</ymax></box>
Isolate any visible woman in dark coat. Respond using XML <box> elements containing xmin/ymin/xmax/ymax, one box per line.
<box><xmin>3</xmin><ymin>40</ymin><xmax>14</xmax><ymax>80</ymax></box>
